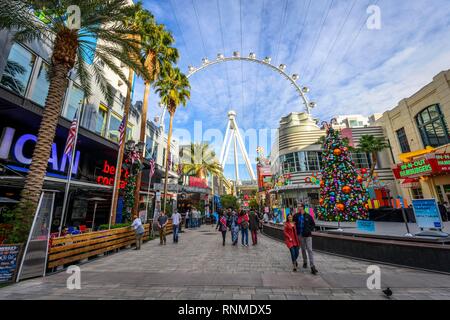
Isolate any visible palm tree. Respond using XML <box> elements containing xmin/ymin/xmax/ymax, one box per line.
<box><xmin>0</xmin><ymin>0</ymin><xmax>149</xmax><ymax>242</ymax></box>
<box><xmin>181</xmin><ymin>143</ymin><xmax>224</xmax><ymax>180</ymax></box>
<box><xmin>358</xmin><ymin>135</ymin><xmax>389</xmax><ymax>185</ymax></box>
<box><xmin>155</xmin><ymin>66</ymin><xmax>190</xmax><ymax>213</ymax></box>
<box><xmin>132</xmin><ymin>21</ymin><xmax>179</xmax><ymax>216</ymax></box>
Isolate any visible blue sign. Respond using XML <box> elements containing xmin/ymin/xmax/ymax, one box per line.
<box><xmin>412</xmin><ymin>199</ymin><xmax>442</xmax><ymax>229</ymax></box>
<box><xmin>356</xmin><ymin>220</ymin><xmax>376</xmax><ymax>233</ymax></box>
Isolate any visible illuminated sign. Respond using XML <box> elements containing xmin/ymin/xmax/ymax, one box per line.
<box><xmin>95</xmin><ymin>160</ymin><xmax>128</xmax><ymax>189</ymax></box>
<box><xmin>189</xmin><ymin>177</ymin><xmax>208</xmax><ymax>189</ymax></box>
<box><xmin>0</xmin><ymin>127</ymin><xmax>80</xmax><ymax>174</ymax></box>
<box><xmin>436</xmin><ymin>154</ymin><xmax>450</xmax><ymax>171</ymax></box>
<box><xmin>398</xmin><ymin>158</ymin><xmax>432</xmax><ymax>178</ymax></box>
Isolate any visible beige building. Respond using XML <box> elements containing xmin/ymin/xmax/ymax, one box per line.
<box><xmin>376</xmin><ymin>69</ymin><xmax>450</xmax><ymax>204</ymax></box>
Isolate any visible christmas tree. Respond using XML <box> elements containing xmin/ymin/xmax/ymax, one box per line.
<box><xmin>318</xmin><ymin>120</ymin><xmax>369</xmax><ymax>222</ymax></box>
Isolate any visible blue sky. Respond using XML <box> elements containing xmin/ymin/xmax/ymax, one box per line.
<box><xmin>133</xmin><ymin>0</ymin><xmax>450</xmax><ymax>181</ymax></box>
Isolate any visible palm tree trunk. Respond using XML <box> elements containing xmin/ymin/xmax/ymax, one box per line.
<box><xmin>367</xmin><ymin>152</ymin><xmax>378</xmax><ymax>188</ymax></box>
<box><xmin>133</xmin><ymin>81</ymin><xmax>151</xmax><ymax>217</ymax></box>
<box><xmin>15</xmin><ymin>62</ymin><xmax>70</xmax><ymax>242</ymax></box>
<box><xmin>163</xmin><ymin>112</ymin><xmax>174</xmax><ymax>214</ymax></box>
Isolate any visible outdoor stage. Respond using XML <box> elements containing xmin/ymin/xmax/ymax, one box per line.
<box><xmin>262</xmin><ymin>222</ymin><xmax>450</xmax><ymax>274</ymax></box>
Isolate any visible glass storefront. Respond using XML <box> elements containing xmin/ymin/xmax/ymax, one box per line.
<box><xmin>108</xmin><ymin>113</ymin><xmax>121</xmax><ymax>142</ymax></box>
<box><xmin>0</xmin><ymin>43</ymin><xmax>36</xmax><ymax>95</ymax></box>
<box><xmin>63</xmin><ymin>84</ymin><xmax>84</xmax><ymax>120</ymax></box>
<box><xmin>30</xmin><ymin>62</ymin><xmax>50</xmax><ymax>106</ymax></box>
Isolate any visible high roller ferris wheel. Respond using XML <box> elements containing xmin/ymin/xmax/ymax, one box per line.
<box><xmin>157</xmin><ymin>51</ymin><xmax>318</xmax><ymax>184</ymax></box>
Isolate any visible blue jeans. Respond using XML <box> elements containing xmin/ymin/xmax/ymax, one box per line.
<box><xmin>173</xmin><ymin>224</ymin><xmax>179</xmax><ymax>242</ymax></box>
<box><xmin>241</xmin><ymin>228</ymin><xmax>249</xmax><ymax>245</ymax></box>
<box><xmin>289</xmin><ymin>246</ymin><xmax>299</xmax><ymax>263</ymax></box>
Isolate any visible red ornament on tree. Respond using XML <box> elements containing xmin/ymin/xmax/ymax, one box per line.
<box><xmin>319</xmin><ymin>198</ymin><xmax>324</xmax><ymax>205</ymax></box>
<box><xmin>333</xmin><ymin>148</ymin><xmax>342</xmax><ymax>156</ymax></box>
<box><xmin>361</xmin><ymin>168</ymin><xmax>368</xmax><ymax>174</ymax></box>
<box><xmin>357</xmin><ymin>175</ymin><xmax>363</xmax><ymax>183</ymax></box>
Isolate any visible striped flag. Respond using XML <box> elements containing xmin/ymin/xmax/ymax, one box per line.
<box><xmin>64</xmin><ymin>109</ymin><xmax>79</xmax><ymax>155</ymax></box>
<box><xmin>118</xmin><ymin>117</ymin><xmax>126</xmax><ymax>146</ymax></box>
<box><xmin>149</xmin><ymin>156</ymin><xmax>156</xmax><ymax>178</ymax></box>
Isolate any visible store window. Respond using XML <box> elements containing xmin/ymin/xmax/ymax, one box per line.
<box><xmin>350</xmin><ymin>152</ymin><xmax>371</xmax><ymax>169</ymax></box>
<box><xmin>62</xmin><ymin>84</ymin><xmax>84</xmax><ymax>120</ymax></box>
<box><xmin>126</xmin><ymin>125</ymin><xmax>133</xmax><ymax>142</ymax></box>
<box><xmin>279</xmin><ymin>151</ymin><xmax>322</xmax><ymax>173</ymax></box>
<box><xmin>0</xmin><ymin>43</ymin><xmax>36</xmax><ymax>95</ymax></box>
<box><xmin>95</xmin><ymin>104</ymin><xmax>108</xmax><ymax>136</ymax></box>
<box><xmin>145</xmin><ymin>135</ymin><xmax>155</xmax><ymax>159</ymax></box>
<box><xmin>411</xmin><ymin>187</ymin><xmax>424</xmax><ymax>199</ymax></box>
<box><xmin>396</xmin><ymin>127</ymin><xmax>411</xmax><ymax>153</ymax></box>
<box><xmin>30</xmin><ymin>62</ymin><xmax>50</xmax><ymax>106</ymax></box>
<box><xmin>416</xmin><ymin>104</ymin><xmax>450</xmax><ymax>147</ymax></box>
<box><xmin>108</xmin><ymin>113</ymin><xmax>122</xmax><ymax>142</ymax></box>
<box><xmin>435</xmin><ymin>186</ymin><xmax>444</xmax><ymax>203</ymax></box>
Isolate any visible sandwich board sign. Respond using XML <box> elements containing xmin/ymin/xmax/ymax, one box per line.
<box><xmin>411</xmin><ymin>199</ymin><xmax>448</xmax><ymax>237</ymax></box>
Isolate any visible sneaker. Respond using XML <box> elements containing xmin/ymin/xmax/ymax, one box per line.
<box><xmin>293</xmin><ymin>266</ymin><xmax>297</xmax><ymax>272</ymax></box>
<box><xmin>303</xmin><ymin>262</ymin><xmax>307</xmax><ymax>269</ymax></box>
<box><xmin>295</xmin><ymin>261</ymin><xmax>298</xmax><ymax>268</ymax></box>
<box><xmin>311</xmin><ymin>266</ymin><xmax>318</xmax><ymax>275</ymax></box>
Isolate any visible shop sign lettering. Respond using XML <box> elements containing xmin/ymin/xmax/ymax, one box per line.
<box><xmin>0</xmin><ymin>127</ymin><xmax>80</xmax><ymax>174</ymax></box>
<box><xmin>95</xmin><ymin>160</ymin><xmax>128</xmax><ymax>189</ymax></box>
<box><xmin>399</xmin><ymin>159</ymin><xmax>432</xmax><ymax>177</ymax></box>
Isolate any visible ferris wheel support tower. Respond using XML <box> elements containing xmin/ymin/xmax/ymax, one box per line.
<box><xmin>219</xmin><ymin>111</ymin><xmax>256</xmax><ymax>186</ymax></box>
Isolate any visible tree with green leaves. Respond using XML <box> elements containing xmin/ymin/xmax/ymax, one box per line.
<box><xmin>0</xmin><ymin>0</ymin><xmax>149</xmax><ymax>242</ymax></box>
<box><xmin>155</xmin><ymin>66</ymin><xmax>190</xmax><ymax>213</ymax></box>
<box><xmin>181</xmin><ymin>143</ymin><xmax>223</xmax><ymax>179</ymax></box>
<box><xmin>357</xmin><ymin>135</ymin><xmax>389</xmax><ymax>185</ymax></box>
<box><xmin>132</xmin><ymin>18</ymin><xmax>180</xmax><ymax>216</ymax></box>
<box><xmin>220</xmin><ymin>195</ymin><xmax>239</xmax><ymax>210</ymax></box>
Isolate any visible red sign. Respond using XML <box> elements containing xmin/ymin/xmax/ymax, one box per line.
<box><xmin>96</xmin><ymin>160</ymin><xmax>129</xmax><ymax>189</ymax></box>
<box><xmin>392</xmin><ymin>153</ymin><xmax>450</xmax><ymax>179</ymax></box>
<box><xmin>189</xmin><ymin>177</ymin><xmax>208</xmax><ymax>189</ymax></box>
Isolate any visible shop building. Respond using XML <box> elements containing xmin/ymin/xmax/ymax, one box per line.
<box><xmin>269</xmin><ymin>112</ymin><xmax>396</xmax><ymax>209</ymax></box>
<box><xmin>376</xmin><ymin>69</ymin><xmax>450</xmax><ymax>204</ymax></box>
<box><xmin>0</xmin><ymin>30</ymin><xmax>177</xmax><ymax>230</ymax></box>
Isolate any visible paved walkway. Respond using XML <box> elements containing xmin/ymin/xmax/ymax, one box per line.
<box><xmin>1</xmin><ymin>226</ymin><xmax>450</xmax><ymax>300</ymax></box>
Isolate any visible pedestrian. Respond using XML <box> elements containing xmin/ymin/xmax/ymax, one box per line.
<box><xmin>249</xmin><ymin>210</ymin><xmax>260</xmax><ymax>245</ymax></box>
<box><xmin>157</xmin><ymin>211</ymin><xmax>168</xmax><ymax>245</ymax></box>
<box><xmin>438</xmin><ymin>202</ymin><xmax>449</xmax><ymax>222</ymax></box>
<box><xmin>293</xmin><ymin>205</ymin><xmax>318</xmax><ymax>275</ymax></box>
<box><xmin>230</xmin><ymin>210</ymin><xmax>239</xmax><ymax>246</ymax></box>
<box><xmin>172</xmin><ymin>210</ymin><xmax>182</xmax><ymax>243</ymax></box>
<box><xmin>216</xmin><ymin>210</ymin><xmax>228</xmax><ymax>246</ymax></box>
<box><xmin>284</xmin><ymin>214</ymin><xmax>300</xmax><ymax>271</ymax></box>
<box><xmin>263</xmin><ymin>211</ymin><xmax>269</xmax><ymax>223</ymax></box>
<box><xmin>238</xmin><ymin>210</ymin><xmax>250</xmax><ymax>247</ymax></box>
<box><xmin>185</xmin><ymin>208</ymin><xmax>190</xmax><ymax>229</ymax></box>
<box><xmin>131</xmin><ymin>214</ymin><xmax>145</xmax><ymax>250</ymax></box>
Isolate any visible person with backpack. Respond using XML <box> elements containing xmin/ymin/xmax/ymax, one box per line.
<box><xmin>216</xmin><ymin>210</ymin><xmax>228</xmax><ymax>246</ymax></box>
<box><xmin>238</xmin><ymin>211</ymin><xmax>250</xmax><ymax>247</ymax></box>
<box><xmin>293</xmin><ymin>205</ymin><xmax>318</xmax><ymax>275</ymax></box>
<box><xmin>131</xmin><ymin>215</ymin><xmax>145</xmax><ymax>250</ymax></box>
<box><xmin>248</xmin><ymin>210</ymin><xmax>260</xmax><ymax>245</ymax></box>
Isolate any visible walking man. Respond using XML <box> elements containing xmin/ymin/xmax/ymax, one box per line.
<box><xmin>172</xmin><ymin>210</ymin><xmax>182</xmax><ymax>243</ymax></box>
<box><xmin>157</xmin><ymin>211</ymin><xmax>168</xmax><ymax>245</ymax></box>
<box><xmin>249</xmin><ymin>210</ymin><xmax>260</xmax><ymax>245</ymax></box>
<box><xmin>293</xmin><ymin>205</ymin><xmax>318</xmax><ymax>275</ymax></box>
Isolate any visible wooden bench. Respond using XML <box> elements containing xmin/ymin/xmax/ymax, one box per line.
<box><xmin>47</xmin><ymin>224</ymin><xmax>150</xmax><ymax>269</ymax></box>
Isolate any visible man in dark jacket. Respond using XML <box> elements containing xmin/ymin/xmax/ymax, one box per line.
<box><xmin>249</xmin><ymin>210</ymin><xmax>260</xmax><ymax>245</ymax></box>
<box><xmin>293</xmin><ymin>205</ymin><xmax>318</xmax><ymax>275</ymax></box>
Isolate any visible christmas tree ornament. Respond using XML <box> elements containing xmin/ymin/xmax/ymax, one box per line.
<box><xmin>333</xmin><ymin>148</ymin><xmax>342</xmax><ymax>156</ymax></box>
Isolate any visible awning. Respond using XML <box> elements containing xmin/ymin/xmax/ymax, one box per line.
<box><xmin>400</xmin><ymin>178</ymin><xmax>420</xmax><ymax>188</ymax></box>
<box><xmin>399</xmin><ymin>146</ymin><xmax>435</xmax><ymax>163</ymax></box>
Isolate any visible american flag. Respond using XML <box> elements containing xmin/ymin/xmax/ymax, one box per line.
<box><xmin>64</xmin><ymin>109</ymin><xmax>79</xmax><ymax>155</ymax></box>
<box><xmin>118</xmin><ymin>117</ymin><xmax>126</xmax><ymax>146</ymax></box>
<box><xmin>149</xmin><ymin>157</ymin><xmax>156</xmax><ymax>178</ymax></box>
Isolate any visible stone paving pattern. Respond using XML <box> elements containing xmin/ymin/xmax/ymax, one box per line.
<box><xmin>1</xmin><ymin>225</ymin><xmax>449</xmax><ymax>300</ymax></box>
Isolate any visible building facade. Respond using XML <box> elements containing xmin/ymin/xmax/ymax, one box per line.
<box><xmin>269</xmin><ymin>112</ymin><xmax>396</xmax><ymax>209</ymax></box>
<box><xmin>0</xmin><ymin>29</ymin><xmax>177</xmax><ymax>229</ymax></box>
<box><xmin>377</xmin><ymin>69</ymin><xmax>450</xmax><ymax>204</ymax></box>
